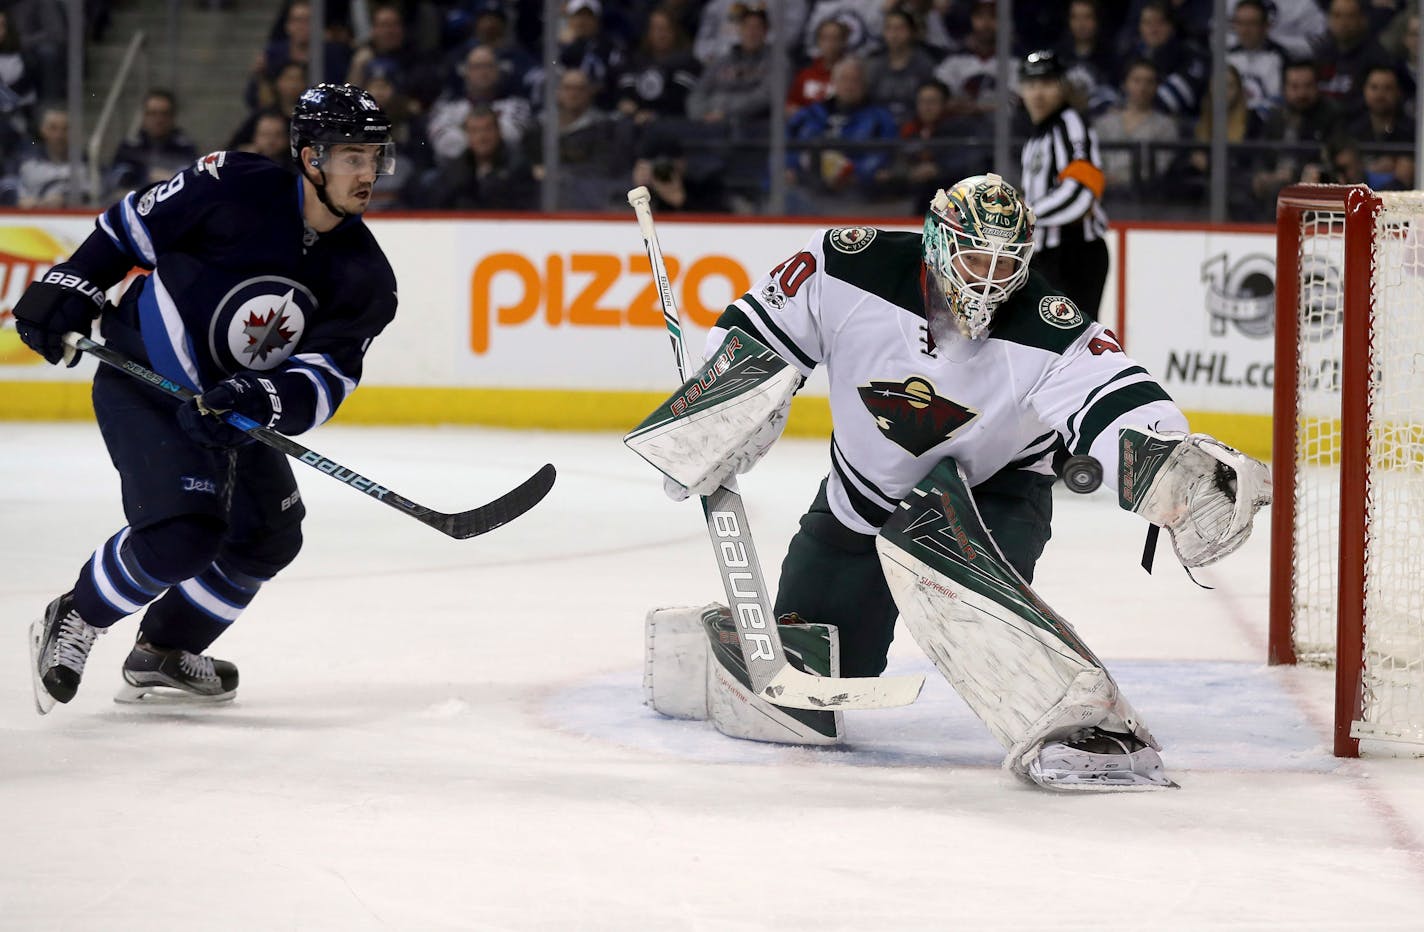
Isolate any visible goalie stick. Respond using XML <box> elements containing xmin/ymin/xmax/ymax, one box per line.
<box><xmin>626</xmin><ymin>186</ymin><xmax>923</xmax><ymax>711</ymax></box>
<box><xmin>65</xmin><ymin>332</ymin><xmax>556</xmax><ymax>540</ymax></box>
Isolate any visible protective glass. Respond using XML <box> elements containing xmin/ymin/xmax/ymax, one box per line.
<box><xmin>311</xmin><ymin>142</ymin><xmax>396</xmax><ymax>176</ymax></box>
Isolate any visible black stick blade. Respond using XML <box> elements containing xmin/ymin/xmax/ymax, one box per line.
<box><xmin>434</xmin><ymin>463</ymin><xmax>557</xmax><ymax>539</ymax></box>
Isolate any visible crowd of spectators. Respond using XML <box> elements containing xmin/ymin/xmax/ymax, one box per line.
<box><xmin>2</xmin><ymin>0</ymin><xmax>1420</xmax><ymax>219</ymax></box>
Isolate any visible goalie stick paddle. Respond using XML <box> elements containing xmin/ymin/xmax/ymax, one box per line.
<box><xmin>626</xmin><ymin>186</ymin><xmax>923</xmax><ymax>711</ymax></box>
<box><xmin>65</xmin><ymin>333</ymin><xmax>556</xmax><ymax>540</ymax></box>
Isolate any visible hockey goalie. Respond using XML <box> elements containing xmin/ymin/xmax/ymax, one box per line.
<box><xmin>630</xmin><ymin>174</ymin><xmax>1270</xmax><ymax>791</ymax></box>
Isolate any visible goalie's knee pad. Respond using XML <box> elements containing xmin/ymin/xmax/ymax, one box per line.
<box><xmin>644</xmin><ymin>604</ymin><xmax>844</xmax><ymax>746</ymax></box>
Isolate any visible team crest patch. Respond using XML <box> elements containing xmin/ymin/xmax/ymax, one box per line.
<box><xmin>136</xmin><ymin>188</ymin><xmax>157</xmax><ymax>215</ymax></box>
<box><xmin>858</xmin><ymin>376</ymin><xmax>977</xmax><ymax>456</ymax></box>
<box><xmin>209</xmin><ymin>276</ymin><xmax>317</xmax><ymax>373</ymax></box>
<box><xmin>760</xmin><ymin>280</ymin><xmax>787</xmax><ymax>310</ymax></box>
<box><xmin>1039</xmin><ymin>295</ymin><xmax>1083</xmax><ymax>329</ymax></box>
<box><xmin>829</xmin><ymin>227</ymin><xmax>877</xmax><ymax>254</ymax></box>
<box><xmin>195</xmin><ymin>151</ymin><xmax>226</xmax><ymax>180</ymax></box>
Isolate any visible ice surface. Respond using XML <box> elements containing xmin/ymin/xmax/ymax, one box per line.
<box><xmin>2</xmin><ymin>424</ymin><xmax>1422</xmax><ymax>931</ymax></box>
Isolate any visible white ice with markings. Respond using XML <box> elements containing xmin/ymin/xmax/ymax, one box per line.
<box><xmin>2</xmin><ymin>423</ymin><xmax>1422</xmax><ymax>931</ymax></box>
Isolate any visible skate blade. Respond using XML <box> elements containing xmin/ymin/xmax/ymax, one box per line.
<box><xmin>1021</xmin><ymin>767</ymin><xmax>1180</xmax><ymax>793</ymax></box>
<box><xmin>28</xmin><ymin>619</ymin><xmax>55</xmax><ymax>716</ymax></box>
<box><xmin>114</xmin><ymin>683</ymin><xmax>236</xmax><ymax>706</ymax></box>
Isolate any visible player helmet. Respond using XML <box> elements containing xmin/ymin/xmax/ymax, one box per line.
<box><xmin>290</xmin><ymin>82</ymin><xmax>396</xmax><ymax>175</ymax></box>
<box><xmin>1019</xmin><ymin>49</ymin><xmax>1064</xmax><ymax>82</ymax></box>
<box><xmin>922</xmin><ymin>173</ymin><xmax>1035</xmax><ymax>340</ymax></box>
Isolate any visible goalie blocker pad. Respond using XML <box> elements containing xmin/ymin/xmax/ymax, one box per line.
<box><xmin>624</xmin><ymin>328</ymin><xmax>801</xmax><ymax>494</ymax></box>
<box><xmin>644</xmin><ymin>604</ymin><xmax>843</xmax><ymax>745</ymax></box>
<box><xmin>874</xmin><ymin>459</ymin><xmax>1160</xmax><ymax>778</ymax></box>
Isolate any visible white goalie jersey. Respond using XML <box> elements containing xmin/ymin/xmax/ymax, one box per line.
<box><xmin>708</xmin><ymin>227</ymin><xmax>1188</xmax><ymax>535</ymax></box>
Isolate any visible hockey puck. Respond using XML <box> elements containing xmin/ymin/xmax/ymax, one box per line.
<box><xmin>1062</xmin><ymin>455</ymin><xmax>1103</xmax><ymax>494</ymax></box>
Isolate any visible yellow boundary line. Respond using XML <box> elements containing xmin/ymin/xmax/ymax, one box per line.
<box><xmin>0</xmin><ymin>381</ymin><xmax>1275</xmax><ymax>460</ymax></box>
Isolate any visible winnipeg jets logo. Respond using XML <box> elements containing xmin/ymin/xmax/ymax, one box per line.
<box><xmin>210</xmin><ymin>276</ymin><xmax>317</xmax><ymax>373</ymax></box>
<box><xmin>240</xmin><ymin>293</ymin><xmax>300</xmax><ymax>363</ymax></box>
<box><xmin>858</xmin><ymin>376</ymin><xmax>977</xmax><ymax>456</ymax></box>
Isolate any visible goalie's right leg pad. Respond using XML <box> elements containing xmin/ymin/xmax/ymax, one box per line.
<box><xmin>772</xmin><ymin>479</ymin><xmax>900</xmax><ymax>677</ymax></box>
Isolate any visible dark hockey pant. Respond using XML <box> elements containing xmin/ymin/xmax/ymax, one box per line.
<box><xmin>772</xmin><ymin>468</ymin><xmax>1054</xmax><ymax>678</ymax></box>
<box><xmin>69</xmin><ymin>365</ymin><xmax>305</xmax><ymax>654</ymax></box>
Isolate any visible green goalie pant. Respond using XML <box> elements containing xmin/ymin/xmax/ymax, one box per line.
<box><xmin>773</xmin><ymin>467</ymin><xmax>1054</xmax><ymax>678</ymax></box>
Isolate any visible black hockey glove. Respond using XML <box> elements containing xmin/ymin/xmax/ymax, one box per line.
<box><xmin>177</xmin><ymin>373</ymin><xmax>282</xmax><ymax>449</ymax></box>
<box><xmin>10</xmin><ymin>266</ymin><xmax>106</xmax><ymax>366</ymax></box>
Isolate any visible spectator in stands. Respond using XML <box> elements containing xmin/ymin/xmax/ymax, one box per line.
<box><xmin>239</xmin><ymin>109</ymin><xmax>293</xmax><ymax>170</ymax></box>
<box><xmin>1168</xmin><ymin>65</ymin><xmax>1264</xmax><ymax>218</ymax></box>
<box><xmin>1238</xmin><ymin>0</ymin><xmax>1326</xmax><ymax>60</ymax></box>
<box><xmin>1383</xmin><ymin>10</ymin><xmax>1419</xmax><ymax>112</ymax></box>
<box><xmin>1227</xmin><ymin>0</ymin><xmax>1289</xmax><ymax>111</ymax></box>
<box><xmin>1054</xmin><ymin>0</ymin><xmax>1117</xmax><ymax>117</ymax></box>
<box><xmin>898</xmin><ymin>0</ymin><xmax>954</xmax><ymax>54</ymax></box>
<box><xmin>248</xmin><ymin>0</ymin><xmax>352</xmax><ymax>107</ymax></box>
<box><xmin>415</xmin><ymin>105</ymin><xmax>536</xmax><ymax>210</ymax></box>
<box><xmin>800</xmin><ymin>0</ymin><xmax>883</xmax><ymax>58</ymax></box>
<box><xmin>1304</xmin><ymin>137</ymin><xmax>1377</xmax><ymax>186</ymax></box>
<box><xmin>429</xmin><ymin>45</ymin><xmax>534</xmax><ymax>161</ymax></box>
<box><xmin>787</xmin><ymin>56</ymin><xmax>899</xmax><ymax>199</ymax></box>
<box><xmin>1251</xmin><ymin>61</ymin><xmax>1342</xmax><ymax>213</ymax></box>
<box><xmin>559</xmin><ymin>0</ymin><xmax>628</xmax><ymax>111</ymax></box>
<box><xmin>0</xmin><ymin>10</ymin><xmax>36</xmax><ymax>160</ymax></box>
<box><xmin>891</xmin><ymin>77</ymin><xmax>991</xmax><ymax>212</ymax></box>
<box><xmin>865</xmin><ymin>6</ymin><xmax>936</xmax><ymax>124</ymax></box>
<box><xmin>1094</xmin><ymin>59</ymin><xmax>1182</xmax><ymax>194</ymax></box>
<box><xmin>1116</xmin><ymin>0</ymin><xmax>1212</xmax><ymax>45</ymax></box>
<box><xmin>107</xmin><ymin>90</ymin><xmax>199</xmax><ymax>193</ymax></box>
<box><xmin>346</xmin><ymin>1</ymin><xmax>433</xmax><ymax>103</ymax></box>
<box><xmin>230</xmin><ymin>61</ymin><xmax>307</xmax><ymax>149</ymax></box>
<box><xmin>616</xmin><ymin>5</ymin><xmax>701</xmax><ymax>126</ymax></box>
<box><xmin>630</xmin><ymin>132</ymin><xmax>728</xmax><ymax>213</ymax></box>
<box><xmin>1123</xmin><ymin>0</ymin><xmax>1208</xmax><ymax>117</ymax></box>
<box><xmin>441</xmin><ymin>0</ymin><xmax>537</xmax><ymax>111</ymax></box>
<box><xmin>525</xmin><ymin>67</ymin><xmax>628</xmax><ymax>210</ymax></box>
<box><xmin>1314</xmin><ymin>0</ymin><xmax>1393</xmax><ymax>106</ymax></box>
<box><xmin>693</xmin><ymin>0</ymin><xmax>806</xmax><ymax>66</ymax></box>
<box><xmin>1344</xmin><ymin>64</ymin><xmax>1416</xmax><ymax>190</ymax></box>
<box><xmin>7</xmin><ymin>0</ymin><xmax>65</xmax><ymax>102</ymax></box>
<box><xmin>17</xmin><ymin>106</ymin><xmax>87</xmax><ymax>207</ymax></box>
<box><xmin>687</xmin><ymin>3</ymin><xmax>772</xmax><ymax>132</ymax></box>
<box><xmin>787</xmin><ymin>17</ymin><xmax>849</xmax><ymax>115</ymax></box>
<box><xmin>934</xmin><ymin>0</ymin><xmax>1003</xmax><ymax>119</ymax></box>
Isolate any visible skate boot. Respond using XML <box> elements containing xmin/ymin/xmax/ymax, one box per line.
<box><xmin>29</xmin><ymin>592</ymin><xmax>106</xmax><ymax>715</ymax></box>
<box><xmin>1026</xmin><ymin>726</ymin><xmax>1179</xmax><ymax>792</ymax></box>
<box><xmin>115</xmin><ymin>640</ymin><xmax>239</xmax><ymax>705</ymax></box>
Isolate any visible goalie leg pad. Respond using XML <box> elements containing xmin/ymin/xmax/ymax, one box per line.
<box><xmin>643</xmin><ymin>604</ymin><xmax>844</xmax><ymax>745</ymax></box>
<box><xmin>876</xmin><ymin>458</ymin><xmax>1168</xmax><ymax>786</ymax></box>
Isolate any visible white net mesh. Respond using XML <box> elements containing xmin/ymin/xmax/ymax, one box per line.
<box><xmin>1290</xmin><ymin>196</ymin><xmax>1424</xmax><ymax>749</ymax></box>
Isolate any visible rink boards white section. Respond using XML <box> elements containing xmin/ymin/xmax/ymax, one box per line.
<box><xmin>0</xmin><ymin>213</ymin><xmax>1279</xmax><ymax>456</ymax></box>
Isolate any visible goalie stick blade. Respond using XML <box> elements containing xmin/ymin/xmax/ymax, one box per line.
<box><xmin>430</xmin><ymin>463</ymin><xmax>557</xmax><ymax>539</ymax></box>
<box><xmin>758</xmin><ymin>665</ymin><xmax>924</xmax><ymax>711</ymax></box>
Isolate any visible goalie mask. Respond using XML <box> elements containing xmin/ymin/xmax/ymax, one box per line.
<box><xmin>922</xmin><ymin>174</ymin><xmax>1035</xmax><ymax>340</ymax></box>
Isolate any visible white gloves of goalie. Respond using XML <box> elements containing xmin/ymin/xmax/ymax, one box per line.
<box><xmin>1125</xmin><ymin>429</ymin><xmax>1272</xmax><ymax>568</ymax></box>
<box><xmin>663</xmin><ymin>402</ymin><xmax>789</xmax><ymax>501</ymax></box>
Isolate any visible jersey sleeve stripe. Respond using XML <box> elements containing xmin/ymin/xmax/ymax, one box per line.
<box><xmin>1064</xmin><ymin>365</ymin><xmax>1148</xmax><ymax>446</ymax></box>
<box><xmin>1071</xmin><ymin>383</ymin><xmax>1175</xmax><ymax>455</ymax></box>
<box><xmin>119</xmin><ymin>192</ymin><xmax>158</xmax><ymax>266</ymax></box>
<box><xmin>1033</xmin><ymin>182</ymin><xmax>1095</xmax><ymax>227</ymax></box>
<box><xmin>290</xmin><ymin>352</ymin><xmax>357</xmax><ymax>395</ymax></box>
<box><xmin>96</xmin><ymin>213</ymin><xmax>133</xmax><ymax>259</ymax></box>
<box><xmin>289</xmin><ymin>367</ymin><xmax>334</xmax><ymax>429</ymax></box>
<box><xmin>740</xmin><ymin>293</ymin><xmax>818</xmax><ymax>370</ymax></box>
<box><xmin>831</xmin><ymin>435</ymin><xmax>900</xmax><ymax>510</ymax></box>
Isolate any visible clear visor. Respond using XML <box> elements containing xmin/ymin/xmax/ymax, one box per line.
<box><xmin>924</xmin><ymin>220</ymin><xmax>1032</xmax><ymax>339</ymax></box>
<box><xmin>312</xmin><ymin>142</ymin><xmax>396</xmax><ymax>176</ymax></box>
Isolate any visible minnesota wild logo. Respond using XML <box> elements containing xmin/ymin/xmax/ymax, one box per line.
<box><xmin>858</xmin><ymin>376</ymin><xmax>978</xmax><ymax>456</ymax></box>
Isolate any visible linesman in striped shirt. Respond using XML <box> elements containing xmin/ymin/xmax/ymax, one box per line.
<box><xmin>1018</xmin><ymin>50</ymin><xmax>1110</xmax><ymax>321</ymax></box>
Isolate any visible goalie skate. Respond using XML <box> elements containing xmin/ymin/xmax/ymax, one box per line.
<box><xmin>1025</xmin><ymin>727</ymin><xmax>1179</xmax><ymax>792</ymax></box>
<box><xmin>115</xmin><ymin>641</ymin><xmax>238</xmax><ymax>705</ymax></box>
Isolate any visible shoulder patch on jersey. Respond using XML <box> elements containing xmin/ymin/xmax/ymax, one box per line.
<box><xmin>195</xmin><ymin>151</ymin><xmax>227</xmax><ymax>180</ymax></box>
<box><xmin>136</xmin><ymin>187</ymin><xmax>157</xmax><ymax>215</ymax></box>
<box><xmin>1039</xmin><ymin>295</ymin><xmax>1083</xmax><ymax>329</ymax></box>
<box><xmin>828</xmin><ymin>226</ymin><xmax>877</xmax><ymax>254</ymax></box>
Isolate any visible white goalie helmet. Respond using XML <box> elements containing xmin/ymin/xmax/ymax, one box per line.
<box><xmin>922</xmin><ymin>173</ymin><xmax>1035</xmax><ymax>340</ymax></box>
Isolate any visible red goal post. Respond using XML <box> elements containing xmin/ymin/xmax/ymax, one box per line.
<box><xmin>1271</xmin><ymin>184</ymin><xmax>1424</xmax><ymax>758</ymax></box>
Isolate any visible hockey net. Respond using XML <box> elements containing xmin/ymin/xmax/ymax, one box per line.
<box><xmin>1272</xmin><ymin>185</ymin><xmax>1424</xmax><ymax>758</ymax></box>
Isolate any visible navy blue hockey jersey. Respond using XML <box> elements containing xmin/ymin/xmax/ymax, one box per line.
<box><xmin>68</xmin><ymin>150</ymin><xmax>397</xmax><ymax>435</ymax></box>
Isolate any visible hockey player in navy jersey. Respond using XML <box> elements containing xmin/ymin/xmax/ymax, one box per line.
<box><xmin>636</xmin><ymin>174</ymin><xmax>1272</xmax><ymax>790</ymax></box>
<box><xmin>13</xmin><ymin>83</ymin><xmax>400</xmax><ymax>713</ymax></box>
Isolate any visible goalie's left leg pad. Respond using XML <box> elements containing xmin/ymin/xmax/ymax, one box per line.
<box><xmin>875</xmin><ymin>459</ymin><xmax>1172</xmax><ymax>788</ymax></box>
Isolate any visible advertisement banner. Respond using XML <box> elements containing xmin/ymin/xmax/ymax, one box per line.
<box><xmin>0</xmin><ymin>219</ymin><xmax>101</xmax><ymax>381</ymax></box>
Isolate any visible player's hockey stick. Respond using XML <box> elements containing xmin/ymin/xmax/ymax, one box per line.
<box><xmin>626</xmin><ymin>187</ymin><xmax>923</xmax><ymax>711</ymax></box>
<box><xmin>64</xmin><ymin>332</ymin><xmax>555</xmax><ymax>540</ymax></box>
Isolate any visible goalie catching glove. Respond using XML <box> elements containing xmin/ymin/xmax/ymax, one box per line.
<box><xmin>1118</xmin><ymin>428</ymin><xmax>1271</xmax><ymax>568</ymax></box>
<box><xmin>625</xmin><ymin>327</ymin><xmax>802</xmax><ymax>501</ymax></box>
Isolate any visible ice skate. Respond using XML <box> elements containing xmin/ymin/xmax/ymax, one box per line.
<box><xmin>115</xmin><ymin>640</ymin><xmax>238</xmax><ymax>705</ymax></box>
<box><xmin>1026</xmin><ymin>727</ymin><xmax>1179</xmax><ymax>792</ymax></box>
<box><xmin>29</xmin><ymin>592</ymin><xmax>106</xmax><ymax>715</ymax></box>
